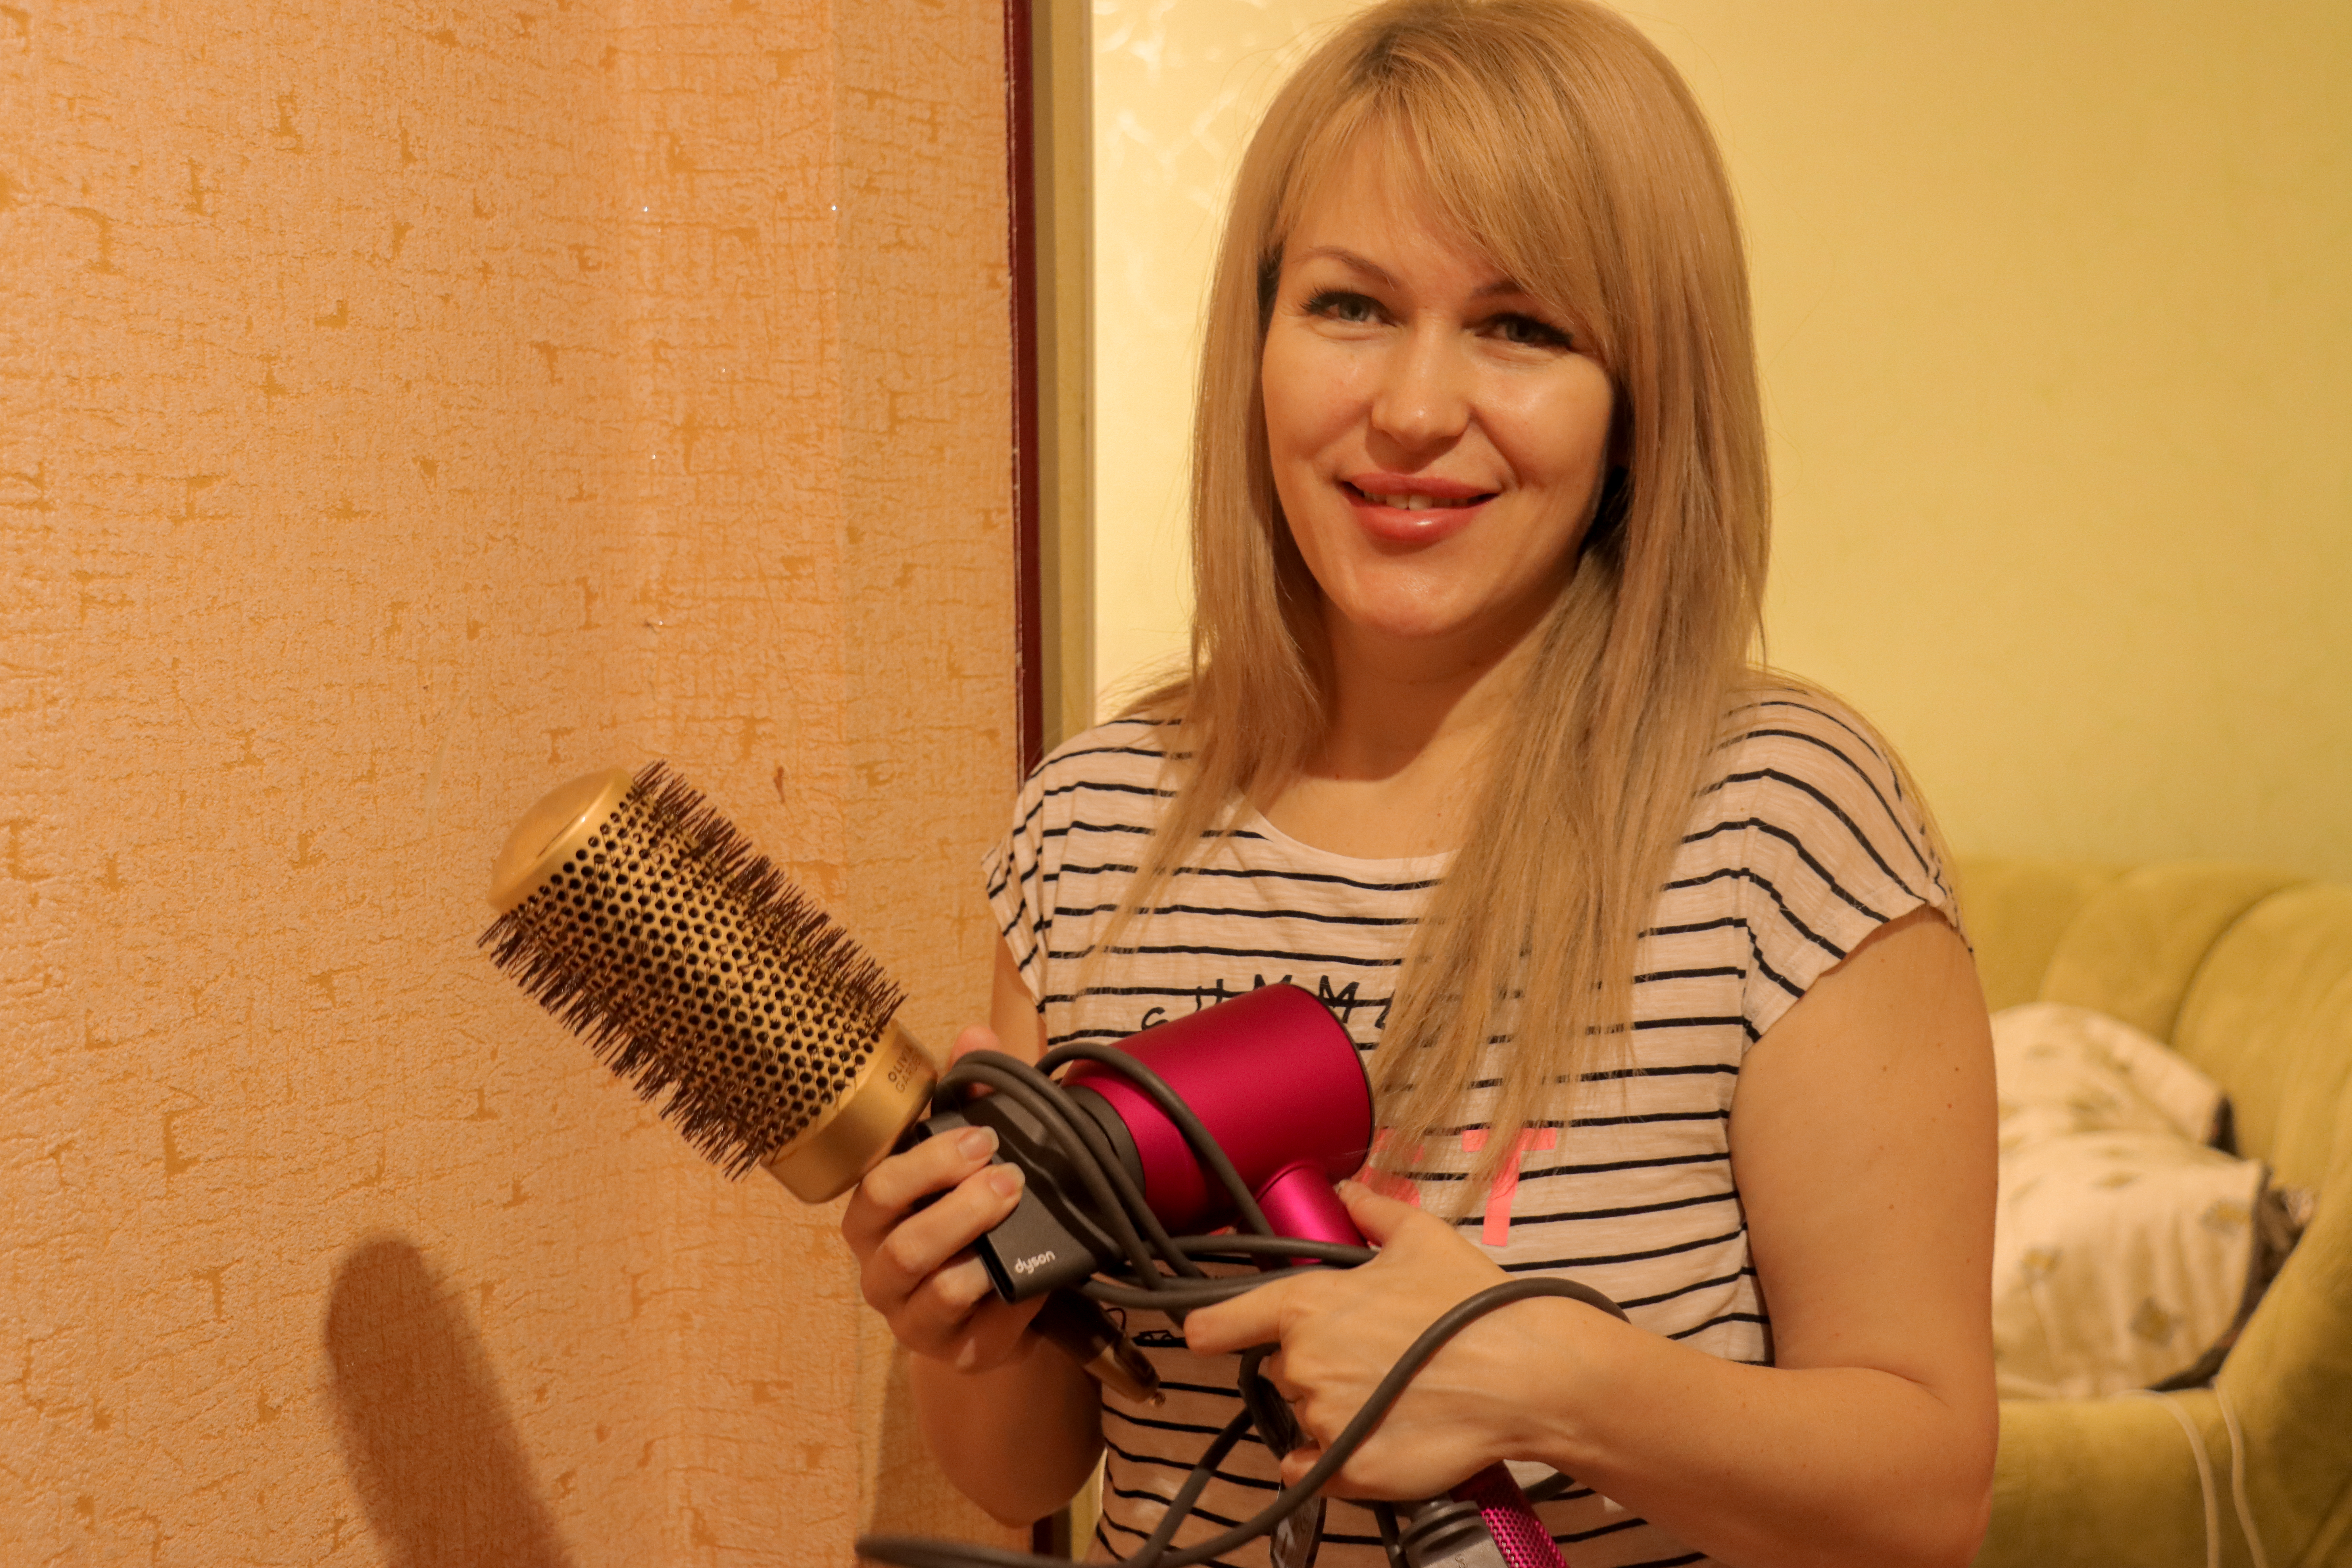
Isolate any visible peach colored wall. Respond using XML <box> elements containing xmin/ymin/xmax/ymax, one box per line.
<box><xmin>0</xmin><ymin>2</ymin><xmax>1021</xmax><ymax>1564</ymax></box>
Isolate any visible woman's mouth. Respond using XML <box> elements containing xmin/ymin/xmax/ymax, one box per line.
<box><xmin>1341</xmin><ymin>480</ymin><xmax>1495</xmax><ymax>543</ymax></box>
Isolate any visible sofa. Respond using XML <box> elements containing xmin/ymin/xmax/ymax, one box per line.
<box><xmin>1960</xmin><ymin>858</ymin><xmax>2352</xmax><ymax>1568</ymax></box>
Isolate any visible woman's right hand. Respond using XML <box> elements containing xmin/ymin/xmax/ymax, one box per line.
<box><xmin>841</xmin><ymin>1024</ymin><xmax>1048</xmax><ymax>1375</ymax></box>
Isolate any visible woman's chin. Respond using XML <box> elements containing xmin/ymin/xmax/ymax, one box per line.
<box><xmin>1324</xmin><ymin>597</ymin><xmax>1539</xmax><ymax>659</ymax></box>
<box><xmin>1309</xmin><ymin>553</ymin><xmax>1572</xmax><ymax>654</ymax></box>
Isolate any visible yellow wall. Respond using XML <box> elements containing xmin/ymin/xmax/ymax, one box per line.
<box><xmin>1091</xmin><ymin>0</ymin><xmax>1367</xmax><ymax>706</ymax></box>
<box><xmin>1</xmin><ymin>1</ymin><xmax>1021</xmax><ymax>1562</ymax></box>
<box><xmin>1089</xmin><ymin>0</ymin><xmax>2352</xmax><ymax>880</ymax></box>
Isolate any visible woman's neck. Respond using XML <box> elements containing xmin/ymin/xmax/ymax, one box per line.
<box><xmin>1256</xmin><ymin>606</ymin><xmax>1542</xmax><ymax>859</ymax></box>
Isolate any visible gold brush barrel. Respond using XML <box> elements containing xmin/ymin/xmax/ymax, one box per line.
<box><xmin>483</xmin><ymin>764</ymin><xmax>935</xmax><ymax>1201</ymax></box>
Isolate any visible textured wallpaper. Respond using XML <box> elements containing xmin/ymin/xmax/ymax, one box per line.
<box><xmin>0</xmin><ymin>1</ymin><xmax>1021</xmax><ymax>1563</ymax></box>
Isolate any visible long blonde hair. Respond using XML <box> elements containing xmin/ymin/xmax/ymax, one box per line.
<box><xmin>1113</xmin><ymin>0</ymin><xmax>1769</xmax><ymax>1201</ymax></box>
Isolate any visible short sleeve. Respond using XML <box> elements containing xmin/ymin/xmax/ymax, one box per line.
<box><xmin>978</xmin><ymin>717</ymin><xmax>1175</xmax><ymax>1017</ymax></box>
<box><xmin>1714</xmin><ymin>691</ymin><xmax>1959</xmax><ymax>1043</ymax></box>
<box><xmin>981</xmin><ymin>762</ymin><xmax>1055</xmax><ymax>1009</ymax></box>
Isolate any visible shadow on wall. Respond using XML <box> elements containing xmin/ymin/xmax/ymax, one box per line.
<box><xmin>324</xmin><ymin>1234</ymin><xmax>576</xmax><ymax>1568</ymax></box>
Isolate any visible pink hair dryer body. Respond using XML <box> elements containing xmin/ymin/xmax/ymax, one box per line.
<box><xmin>1064</xmin><ymin>982</ymin><xmax>1375</xmax><ymax>1238</ymax></box>
<box><xmin>940</xmin><ymin>983</ymin><xmax>1375</xmax><ymax>1301</ymax></box>
<box><xmin>966</xmin><ymin>984</ymin><xmax>1573</xmax><ymax>1568</ymax></box>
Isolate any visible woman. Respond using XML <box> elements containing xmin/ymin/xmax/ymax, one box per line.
<box><xmin>844</xmin><ymin>2</ymin><xmax>1997</xmax><ymax>1564</ymax></box>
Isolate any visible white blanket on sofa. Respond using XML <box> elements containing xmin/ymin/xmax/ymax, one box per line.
<box><xmin>1990</xmin><ymin>1003</ymin><xmax>2266</xmax><ymax>1399</ymax></box>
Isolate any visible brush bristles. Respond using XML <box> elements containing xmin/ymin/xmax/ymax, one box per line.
<box><xmin>481</xmin><ymin>761</ymin><xmax>905</xmax><ymax>1177</ymax></box>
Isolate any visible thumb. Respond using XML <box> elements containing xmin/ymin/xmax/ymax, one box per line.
<box><xmin>1337</xmin><ymin>1177</ymin><xmax>1423</xmax><ymax>1246</ymax></box>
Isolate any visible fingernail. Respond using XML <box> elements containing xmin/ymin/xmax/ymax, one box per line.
<box><xmin>958</xmin><ymin>1126</ymin><xmax>998</xmax><ymax>1160</ymax></box>
<box><xmin>988</xmin><ymin>1163</ymin><xmax>1026</xmax><ymax>1198</ymax></box>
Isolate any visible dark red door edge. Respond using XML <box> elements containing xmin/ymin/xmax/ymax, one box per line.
<box><xmin>1006</xmin><ymin>0</ymin><xmax>1047</xmax><ymax>782</ymax></box>
<box><xmin>1012</xmin><ymin>15</ymin><xmax>1062</xmax><ymax>1560</ymax></box>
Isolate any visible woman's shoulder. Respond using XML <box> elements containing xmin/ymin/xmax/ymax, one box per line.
<box><xmin>1685</xmin><ymin>680</ymin><xmax>1958</xmax><ymax>1036</ymax></box>
<box><xmin>1003</xmin><ymin>716</ymin><xmax>1182</xmax><ymax>837</ymax></box>
<box><xmin>1710</xmin><ymin>681</ymin><xmax>1928</xmax><ymax>835</ymax></box>
<box><xmin>1700</xmin><ymin>678</ymin><xmax>1952</xmax><ymax>922</ymax></box>
<box><xmin>1027</xmin><ymin>715</ymin><xmax>1180</xmax><ymax>789</ymax></box>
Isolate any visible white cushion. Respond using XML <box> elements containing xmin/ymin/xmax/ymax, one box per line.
<box><xmin>1990</xmin><ymin>1003</ymin><xmax>2263</xmax><ymax>1399</ymax></box>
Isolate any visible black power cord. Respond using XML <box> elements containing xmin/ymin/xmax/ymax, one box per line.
<box><xmin>855</xmin><ymin>1046</ymin><xmax>1625</xmax><ymax>1568</ymax></box>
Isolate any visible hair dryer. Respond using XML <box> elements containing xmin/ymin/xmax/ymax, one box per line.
<box><xmin>923</xmin><ymin>981</ymin><xmax>1375</xmax><ymax>1301</ymax></box>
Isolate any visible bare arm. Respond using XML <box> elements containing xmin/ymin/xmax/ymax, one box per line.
<box><xmin>1189</xmin><ymin>907</ymin><xmax>1998</xmax><ymax>1568</ymax></box>
<box><xmin>842</xmin><ymin>935</ymin><xmax>1103</xmax><ymax>1526</ymax></box>
<box><xmin>1515</xmin><ymin>904</ymin><xmax>1999</xmax><ymax>1566</ymax></box>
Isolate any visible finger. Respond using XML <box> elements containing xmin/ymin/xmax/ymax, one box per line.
<box><xmin>1182</xmin><ymin>1275</ymin><xmax>1293</xmax><ymax>1356</ymax></box>
<box><xmin>1336</xmin><ymin>1177</ymin><xmax>1427</xmax><ymax>1247</ymax></box>
<box><xmin>899</xmin><ymin>1269</ymin><xmax>1047</xmax><ymax>1369</ymax></box>
<box><xmin>893</xmin><ymin>1252</ymin><xmax>1002</xmax><ymax>1354</ymax></box>
<box><xmin>864</xmin><ymin>1162</ymin><xmax>1028</xmax><ymax>1307</ymax></box>
<box><xmin>1261</xmin><ymin>1348</ymin><xmax>1302</xmax><ymax>1403</ymax></box>
<box><xmin>945</xmin><ymin>1291</ymin><xmax>1052</xmax><ymax>1374</ymax></box>
<box><xmin>1280</xmin><ymin>1445</ymin><xmax>1324</xmax><ymax>1489</ymax></box>
<box><xmin>842</xmin><ymin>1124</ymin><xmax>999</xmax><ymax>1252</ymax></box>
<box><xmin>941</xmin><ymin>1025</ymin><xmax>1006</xmax><ymax>1105</ymax></box>
<box><xmin>948</xmin><ymin>1024</ymin><xmax>999</xmax><ymax>1063</ymax></box>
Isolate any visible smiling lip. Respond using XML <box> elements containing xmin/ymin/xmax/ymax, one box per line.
<box><xmin>1341</xmin><ymin>474</ymin><xmax>1496</xmax><ymax>544</ymax></box>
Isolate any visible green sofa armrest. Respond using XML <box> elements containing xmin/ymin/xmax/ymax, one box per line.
<box><xmin>1979</xmin><ymin>1390</ymin><xmax>2228</xmax><ymax>1568</ymax></box>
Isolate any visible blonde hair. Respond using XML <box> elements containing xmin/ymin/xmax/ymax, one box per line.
<box><xmin>1113</xmin><ymin>0</ymin><xmax>1770</xmax><ymax>1202</ymax></box>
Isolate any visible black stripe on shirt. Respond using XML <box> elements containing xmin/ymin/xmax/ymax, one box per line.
<box><xmin>1485</xmin><ymin>1188</ymin><xmax>1738</xmax><ymax>1229</ymax></box>
<box><xmin>1720</xmin><ymin>765</ymin><xmax>1922</xmax><ymax>904</ymax></box>
<box><xmin>1615</xmin><ymin>1266</ymin><xmax>1758</xmax><ymax>1311</ymax></box>
<box><xmin>1497</xmin><ymin>1222</ymin><xmax>1746</xmax><ymax>1272</ymax></box>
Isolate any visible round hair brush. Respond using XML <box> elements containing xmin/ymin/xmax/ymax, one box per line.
<box><xmin>480</xmin><ymin>763</ymin><xmax>1161</xmax><ymax>1403</ymax></box>
<box><xmin>480</xmin><ymin>762</ymin><xmax>935</xmax><ymax>1201</ymax></box>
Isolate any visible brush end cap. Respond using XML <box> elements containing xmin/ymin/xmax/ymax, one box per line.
<box><xmin>489</xmin><ymin>767</ymin><xmax>636</xmax><ymax>913</ymax></box>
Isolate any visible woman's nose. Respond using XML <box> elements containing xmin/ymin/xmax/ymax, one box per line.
<box><xmin>1368</xmin><ymin>325</ymin><xmax>1472</xmax><ymax>451</ymax></box>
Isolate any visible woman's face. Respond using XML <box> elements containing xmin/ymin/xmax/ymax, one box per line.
<box><xmin>1260</xmin><ymin>147</ymin><xmax>1616</xmax><ymax>665</ymax></box>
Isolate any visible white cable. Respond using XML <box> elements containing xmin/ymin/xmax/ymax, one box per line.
<box><xmin>2122</xmin><ymin>1390</ymin><xmax>2219</xmax><ymax>1568</ymax></box>
<box><xmin>2214</xmin><ymin>1381</ymin><xmax>2269</xmax><ymax>1568</ymax></box>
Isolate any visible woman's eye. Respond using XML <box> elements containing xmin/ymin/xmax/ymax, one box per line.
<box><xmin>1491</xmin><ymin>313</ymin><xmax>1572</xmax><ymax>349</ymax></box>
<box><xmin>1303</xmin><ymin>289</ymin><xmax>1381</xmax><ymax>324</ymax></box>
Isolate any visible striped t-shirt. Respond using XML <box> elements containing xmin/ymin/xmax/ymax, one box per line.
<box><xmin>982</xmin><ymin>689</ymin><xmax>1954</xmax><ymax>1568</ymax></box>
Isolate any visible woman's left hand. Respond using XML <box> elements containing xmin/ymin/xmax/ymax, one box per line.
<box><xmin>1183</xmin><ymin>1180</ymin><xmax>1544</xmax><ymax>1498</ymax></box>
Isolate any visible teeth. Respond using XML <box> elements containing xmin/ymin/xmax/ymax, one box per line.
<box><xmin>1369</xmin><ymin>492</ymin><xmax>1474</xmax><ymax>510</ymax></box>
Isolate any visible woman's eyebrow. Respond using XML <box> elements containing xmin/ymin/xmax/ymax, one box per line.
<box><xmin>1296</xmin><ymin>245</ymin><xmax>1400</xmax><ymax>288</ymax></box>
<box><xmin>1294</xmin><ymin>245</ymin><xmax>1532</xmax><ymax>301</ymax></box>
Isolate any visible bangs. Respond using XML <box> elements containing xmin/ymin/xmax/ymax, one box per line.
<box><xmin>1267</xmin><ymin>21</ymin><xmax>1620</xmax><ymax>373</ymax></box>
